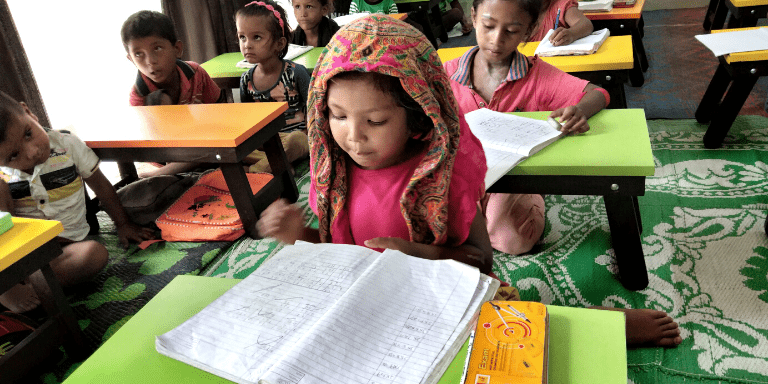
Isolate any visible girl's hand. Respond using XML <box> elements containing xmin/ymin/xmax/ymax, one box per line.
<box><xmin>364</xmin><ymin>237</ymin><xmax>434</xmax><ymax>259</ymax></box>
<box><xmin>116</xmin><ymin>222</ymin><xmax>157</xmax><ymax>249</ymax></box>
<box><xmin>256</xmin><ymin>199</ymin><xmax>306</xmax><ymax>244</ymax></box>
<box><xmin>550</xmin><ymin>106</ymin><xmax>590</xmax><ymax>135</ymax></box>
<box><xmin>549</xmin><ymin>28</ymin><xmax>576</xmax><ymax>46</ymax></box>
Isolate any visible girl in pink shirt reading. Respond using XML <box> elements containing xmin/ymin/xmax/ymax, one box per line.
<box><xmin>256</xmin><ymin>15</ymin><xmax>494</xmax><ymax>274</ymax></box>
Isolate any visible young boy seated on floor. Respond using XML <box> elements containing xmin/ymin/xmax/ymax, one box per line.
<box><xmin>122</xmin><ymin>10</ymin><xmax>225</xmax><ymax>178</ymax></box>
<box><xmin>0</xmin><ymin>91</ymin><xmax>156</xmax><ymax>313</ymax></box>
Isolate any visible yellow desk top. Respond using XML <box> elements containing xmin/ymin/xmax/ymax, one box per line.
<box><xmin>712</xmin><ymin>27</ymin><xmax>768</xmax><ymax>63</ymax></box>
<box><xmin>71</xmin><ymin>103</ymin><xmax>288</xmax><ymax>149</ymax></box>
<box><xmin>584</xmin><ymin>0</ymin><xmax>645</xmax><ymax>20</ymax></box>
<box><xmin>729</xmin><ymin>0</ymin><xmax>768</xmax><ymax>7</ymax></box>
<box><xmin>0</xmin><ymin>217</ymin><xmax>63</xmax><ymax>272</ymax></box>
<box><xmin>437</xmin><ymin>35</ymin><xmax>633</xmax><ymax>72</ymax></box>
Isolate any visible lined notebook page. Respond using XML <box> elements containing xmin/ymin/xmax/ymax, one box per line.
<box><xmin>260</xmin><ymin>249</ymin><xmax>480</xmax><ymax>384</ymax></box>
<box><xmin>156</xmin><ymin>243</ymin><xmax>380</xmax><ymax>383</ymax></box>
<box><xmin>465</xmin><ymin>108</ymin><xmax>561</xmax><ymax>188</ymax></box>
<box><xmin>422</xmin><ymin>274</ymin><xmax>500</xmax><ymax>384</ymax></box>
<box><xmin>465</xmin><ymin>109</ymin><xmax>561</xmax><ymax>157</ymax></box>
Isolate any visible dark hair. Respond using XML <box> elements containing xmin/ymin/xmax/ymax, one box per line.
<box><xmin>0</xmin><ymin>91</ymin><xmax>24</xmax><ymax>144</ymax></box>
<box><xmin>472</xmin><ymin>0</ymin><xmax>543</xmax><ymax>36</ymax></box>
<box><xmin>328</xmin><ymin>72</ymin><xmax>433</xmax><ymax>138</ymax></box>
<box><xmin>236</xmin><ymin>0</ymin><xmax>293</xmax><ymax>58</ymax></box>
<box><xmin>121</xmin><ymin>10</ymin><xmax>179</xmax><ymax>50</ymax></box>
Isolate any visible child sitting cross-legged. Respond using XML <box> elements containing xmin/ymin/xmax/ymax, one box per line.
<box><xmin>444</xmin><ymin>0</ymin><xmax>682</xmax><ymax>348</ymax></box>
<box><xmin>0</xmin><ymin>91</ymin><xmax>156</xmax><ymax>313</ymax></box>
<box><xmin>237</xmin><ymin>0</ymin><xmax>310</xmax><ymax>174</ymax></box>
<box><xmin>122</xmin><ymin>10</ymin><xmax>225</xmax><ymax>178</ymax></box>
<box><xmin>256</xmin><ymin>15</ymin><xmax>494</xmax><ymax>275</ymax></box>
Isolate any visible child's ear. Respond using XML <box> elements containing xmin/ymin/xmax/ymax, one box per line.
<box><xmin>470</xmin><ymin>7</ymin><xmax>477</xmax><ymax>26</ymax></box>
<box><xmin>174</xmin><ymin>40</ymin><xmax>184</xmax><ymax>58</ymax></box>
<box><xmin>278</xmin><ymin>36</ymin><xmax>288</xmax><ymax>53</ymax></box>
<box><xmin>322</xmin><ymin>3</ymin><xmax>330</xmax><ymax>15</ymax></box>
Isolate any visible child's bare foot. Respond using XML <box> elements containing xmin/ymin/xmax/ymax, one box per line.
<box><xmin>0</xmin><ymin>283</ymin><xmax>41</xmax><ymax>313</ymax></box>
<box><xmin>592</xmin><ymin>306</ymin><xmax>683</xmax><ymax>348</ymax></box>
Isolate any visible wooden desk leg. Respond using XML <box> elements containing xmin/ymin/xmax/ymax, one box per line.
<box><xmin>696</xmin><ymin>63</ymin><xmax>731</xmax><ymax>124</ymax></box>
<box><xmin>629</xmin><ymin>53</ymin><xmax>645</xmax><ymax>87</ymax></box>
<box><xmin>263</xmin><ymin>133</ymin><xmax>299</xmax><ymax>203</ymax></box>
<box><xmin>603</xmin><ymin>194</ymin><xmax>649</xmax><ymax>291</ymax></box>
<box><xmin>711</xmin><ymin>0</ymin><xmax>729</xmax><ymax>30</ymax></box>
<box><xmin>605</xmin><ymin>83</ymin><xmax>627</xmax><ymax>109</ymax></box>
<box><xmin>703</xmin><ymin>0</ymin><xmax>722</xmax><ymax>30</ymax></box>
<box><xmin>28</xmin><ymin>264</ymin><xmax>88</xmax><ymax>360</ymax></box>
<box><xmin>220</xmin><ymin>163</ymin><xmax>261</xmax><ymax>239</ymax></box>
<box><xmin>703</xmin><ymin>75</ymin><xmax>759</xmax><ymax>149</ymax></box>
<box><xmin>631</xmin><ymin>26</ymin><xmax>648</xmax><ymax>72</ymax></box>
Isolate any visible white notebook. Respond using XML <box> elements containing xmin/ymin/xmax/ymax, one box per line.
<box><xmin>578</xmin><ymin>0</ymin><xmax>613</xmax><ymax>12</ymax></box>
<box><xmin>534</xmin><ymin>28</ymin><xmax>610</xmax><ymax>56</ymax></box>
<box><xmin>156</xmin><ymin>242</ymin><xmax>499</xmax><ymax>384</ymax></box>
<box><xmin>465</xmin><ymin>108</ymin><xmax>563</xmax><ymax>189</ymax></box>
<box><xmin>695</xmin><ymin>27</ymin><xmax>768</xmax><ymax>57</ymax></box>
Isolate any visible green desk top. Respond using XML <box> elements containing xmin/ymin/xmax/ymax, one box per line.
<box><xmin>510</xmin><ymin>109</ymin><xmax>655</xmax><ymax>176</ymax></box>
<box><xmin>200</xmin><ymin>48</ymin><xmax>325</xmax><ymax>80</ymax></box>
<box><xmin>64</xmin><ymin>275</ymin><xmax>627</xmax><ymax>384</ymax></box>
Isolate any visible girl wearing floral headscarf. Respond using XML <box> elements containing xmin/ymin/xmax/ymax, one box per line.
<box><xmin>256</xmin><ymin>14</ymin><xmax>494</xmax><ymax>274</ymax></box>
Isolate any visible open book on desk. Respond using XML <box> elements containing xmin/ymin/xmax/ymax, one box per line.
<box><xmin>156</xmin><ymin>242</ymin><xmax>499</xmax><ymax>384</ymax></box>
<box><xmin>465</xmin><ymin>108</ymin><xmax>563</xmax><ymax>189</ymax></box>
<box><xmin>534</xmin><ymin>28</ymin><xmax>610</xmax><ymax>56</ymax></box>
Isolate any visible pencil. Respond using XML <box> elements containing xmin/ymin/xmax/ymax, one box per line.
<box><xmin>555</xmin><ymin>8</ymin><xmax>561</xmax><ymax>30</ymax></box>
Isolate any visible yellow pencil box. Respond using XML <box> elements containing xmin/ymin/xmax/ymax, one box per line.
<box><xmin>463</xmin><ymin>301</ymin><xmax>549</xmax><ymax>384</ymax></box>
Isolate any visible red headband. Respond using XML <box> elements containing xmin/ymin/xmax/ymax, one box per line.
<box><xmin>244</xmin><ymin>1</ymin><xmax>285</xmax><ymax>35</ymax></box>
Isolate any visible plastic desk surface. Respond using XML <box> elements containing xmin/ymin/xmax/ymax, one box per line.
<box><xmin>505</xmin><ymin>109</ymin><xmax>654</xmax><ymax>176</ymax></box>
<box><xmin>730</xmin><ymin>0</ymin><xmax>768</xmax><ymax>7</ymax></box>
<box><xmin>583</xmin><ymin>0</ymin><xmax>645</xmax><ymax>19</ymax></box>
<box><xmin>71</xmin><ymin>103</ymin><xmax>287</xmax><ymax>149</ymax></box>
<box><xmin>63</xmin><ymin>275</ymin><xmax>627</xmax><ymax>384</ymax></box>
<box><xmin>0</xmin><ymin>218</ymin><xmax>63</xmax><ymax>271</ymax></box>
<box><xmin>437</xmin><ymin>35</ymin><xmax>633</xmax><ymax>72</ymax></box>
<box><xmin>711</xmin><ymin>27</ymin><xmax>768</xmax><ymax>63</ymax></box>
<box><xmin>201</xmin><ymin>48</ymin><xmax>325</xmax><ymax>79</ymax></box>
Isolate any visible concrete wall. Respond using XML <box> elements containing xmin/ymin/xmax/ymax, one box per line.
<box><xmin>644</xmin><ymin>0</ymin><xmax>708</xmax><ymax>11</ymax></box>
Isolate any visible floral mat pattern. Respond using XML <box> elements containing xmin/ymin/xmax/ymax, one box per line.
<box><xmin>208</xmin><ymin>116</ymin><xmax>768</xmax><ymax>384</ymax></box>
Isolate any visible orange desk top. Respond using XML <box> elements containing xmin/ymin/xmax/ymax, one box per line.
<box><xmin>72</xmin><ymin>103</ymin><xmax>288</xmax><ymax>149</ymax></box>
<box><xmin>712</xmin><ymin>27</ymin><xmax>768</xmax><ymax>63</ymax></box>
<box><xmin>0</xmin><ymin>218</ymin><xmax>63</xmax><ymax>272</ymax></box>
<box><xmin>437</xmin><ymin>35</ymin><xmax>633</xmax><ymax>72</ymax></box>
<box><xmin>584</xmin><ymin>0</ymin><xmax>645</xmax><ymax>20</ymax></box>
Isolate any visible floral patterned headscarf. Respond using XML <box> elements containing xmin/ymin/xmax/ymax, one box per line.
<box><xmin>308</xmin><ymin>14</ymin><xmax>487</xmax><ymax>245</ymax></box>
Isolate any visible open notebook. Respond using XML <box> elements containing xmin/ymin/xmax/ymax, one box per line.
<box><xmin>578</xmin><ymin>0</ymin><xmax>613</xmax><ymax>12</ymax></box>
<box><xmin>156</xmin><ymin>242</ymin><xmax>499</xmax><ymax>384</ymax></box>
<box><xmin>236</xmin><ymin>44</ymin><xmax>314</xmax><ymax>68</ymax></box>
<box><xmin>534</xmin><ymin>28</ymin><xmax>610</xmax><ymax>57</ymax></box>
<box><xmin>465</xmin><ymin>108</ymin><xmax>563</xmax><ymax>189</ymax></box>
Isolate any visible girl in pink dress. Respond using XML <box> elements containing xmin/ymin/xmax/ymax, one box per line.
<box><xmin>256</xmin><ymin>15</ymin><xmax>494</xmax><ymax>274</ymax></box>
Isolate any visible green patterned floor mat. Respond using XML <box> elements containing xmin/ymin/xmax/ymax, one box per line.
<box><xmin>209</xmin><ymin>116</ymin><xmax>768</xmax><ymax>384</ymax></box>
<box><xmin>33</xmin><ymin>212</ymin><xmax>233</xmax><ymax>383</ymax></box>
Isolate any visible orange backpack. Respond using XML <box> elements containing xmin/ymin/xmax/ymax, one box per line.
<box><xmin>156</xmin><ymin>169</ymin><xmax>272</xmax><ymax>242</ymax></box>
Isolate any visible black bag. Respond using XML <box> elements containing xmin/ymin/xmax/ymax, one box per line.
<box><xmin>116</xmin><ymin>174</ymin><xmax>199</xmax><ymax>226</ymax></box>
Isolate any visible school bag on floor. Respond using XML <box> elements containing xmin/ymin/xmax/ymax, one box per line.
<box><xmin>0</xmin><ymin>312</ymin><xmax>37</xmax><ymax>357</ymax></box>
<box><xmin>155</xmin><ymin>169</ymin><xmax>273</xmax><ymax>242</ymax></box>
